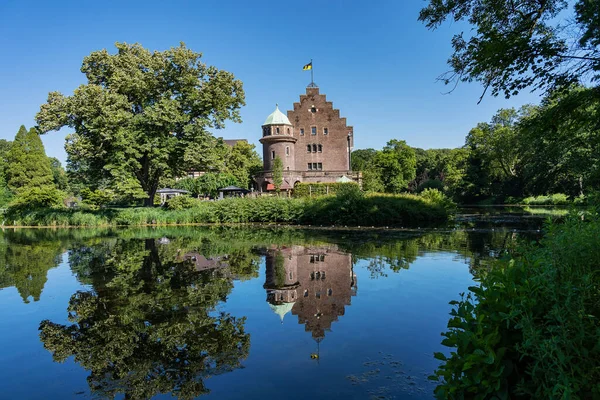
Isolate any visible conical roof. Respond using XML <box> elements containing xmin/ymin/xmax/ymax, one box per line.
<box><xmin>263</xmin><ymin>105</ymin><xmax>292</xmax><ymax>126</ymax></box>
<box><xmin>269</xmin><ymin>302</ymin><xmax>295</xmax><ymax>323</ymax></box>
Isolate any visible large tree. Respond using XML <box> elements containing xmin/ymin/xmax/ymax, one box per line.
<box><xmin>374</xmin><ymin>139</ymin><xmax>416</xmax><ymax>193</ymax></box>
<box><xmin>36</xmin><ymin>42</ymin><xmax>245</xmax><ymax>206</ymax></box>
<box><xmin>419</xmin><ymin>0</ymin><xmax>600</xmax><ymax>101</ymax></box>
<box><xmin>6</xmin><ymin>125</ymin><xmax>54</xmax><ymax>193</ymax></box>
<box><xmin>225</xmin><ymin>141</ymin><xmax>262</xmax><ymax>189</ymax></box>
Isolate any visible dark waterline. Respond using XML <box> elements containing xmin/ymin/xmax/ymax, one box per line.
<box><xmin>0</xmin><ymin>208</ymin><xmax>548</xmax><ymax>399</ymax></box>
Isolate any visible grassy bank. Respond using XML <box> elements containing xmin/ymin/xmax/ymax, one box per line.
<box><xmin>1</xmin><ymin>190</ymin><xmax>453</xmax><ymax>228</ymax></box>
<box><xmin>431</xmin><ymin>210</ymin><xmax>600</xmax><ymax>398</ymax></box>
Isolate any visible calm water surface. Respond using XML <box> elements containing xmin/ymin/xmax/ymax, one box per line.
<box><xmin>0</xmin><ymin>208</ymin><xmax>546</xmax><ymax>399</ymax></box>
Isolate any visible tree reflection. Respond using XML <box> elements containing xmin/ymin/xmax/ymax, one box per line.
<box><xmin>0</xmin><ymin>230</ymin><xmax>63</xmax><ymax>303</ymax></box>
<box><xmin>39</xmin><ymin>238</ymin><xmax>252</xmax><ymax>400</ymax></box>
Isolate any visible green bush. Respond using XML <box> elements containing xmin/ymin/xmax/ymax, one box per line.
<box><xmin>165</xmin><ymin>196</ymin><xmax>200</xmax><ymax>210</ymax></box>
<box><xmin>7</xmin><ymin>186</ymin><xmax>65</xmax><ymax>212</ymax></box>
<box><xmin>292</xmin><ymin>182</ymin><xmax>360</xmax><ymax>198</ymax></box>
<box><xmin>431</xmin><ymin>212</ymin><xmax>600</xmax><ymax>399</ymax></box>
<box><xmin>522</xmin><ymin>193</ymin><xmax>570</xmax><ymax>205</ymax></box>
<box><xmin>4</xmin><ymin>193</ymin><xmax>452</xmax><ymax>227</ymax></box>
<box><xmin>417</xmin><ymin>179</ymin><xmax>445</xmax><ymax>193</ymax></box>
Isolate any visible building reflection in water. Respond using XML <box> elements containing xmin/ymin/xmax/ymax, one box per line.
<box><xmin>264</xmin><ymin>245</ymin><xmax>357</xmax><ymax>341</ymax></box>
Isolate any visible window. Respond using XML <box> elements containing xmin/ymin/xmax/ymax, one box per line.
<box><xmin>276</xmin><ymin>127</ymin><xmax>280</xmax><ymax>134</ymax></box>
<box><xmin>323</xmin><ymin>128</ymin><xmax>328</xmax><ymax>135</ymax></box>
<box><xmin>311</xmin><ymin>126</ymin><xmax>317</xmax><ymax>135</ymax></box>
<box><xmin>285</xmin><ymin>146</ymin><xmax>290</xmax><ymax>156</ymax></box>
<box><xmin>271</xmin><ymin>151</ymin><xmax>275</xmax><ymax>160</ymax></box>
<box><xmin>312</xmin><ymin>162</ymin><xmax>318</xmax><ymax>170</ymax></box>
<box><xmin>328</xmin><ymin>288</ymin><xmax>332</xmax><ymax>296</ymax></box>
<box><xmin>287</xmin><ymin>128</ymin><xmax>290</xmax><ymax>134</ymax></box>
<box><xmin>300</xmin><ymin>128</ymin><xmax>305</xmax><ymax>136</ymax></box>
<box><xmin>318</xmin><ymin>144</ymin><xmax>322</xmax><ymax>152</ymax></box>
<box><xmin>304</xmin><ymin>290</ymin><xmax>309</xmax><ymax>297</ymax></box>
<box><xmin>312</xmin><ymin>144</ymin><xmax>317</xmax><ymax>153</ymax></box>
<box><xmin>317</xmin><ymin>162</ymin><xmax>322</xmax><ymax>170</ymax></box>
<box><xmin>307</xmin><ymin>144</ymin><xmax>311</xmax><ymax>153</ymax></box>
<box><xmin>308</xmin><ymin>163</ymin><xmax>313</xmax><ymax>170</ymax></box>
<box><xmin>286</xmin><ymin>166</ymin><xmax>290</xmax><ymax>170</ymax></box>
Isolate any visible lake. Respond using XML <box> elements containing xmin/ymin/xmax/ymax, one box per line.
<box><xmin>0</xmin><ymin>208</ymin><xmax>548</xmax><ymax>399</ymax></box>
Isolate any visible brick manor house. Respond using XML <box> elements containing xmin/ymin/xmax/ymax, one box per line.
<box><xmin>253</xmin><ymin>85</ymin><xmax>361</xmax><ymax>192</ymax></box>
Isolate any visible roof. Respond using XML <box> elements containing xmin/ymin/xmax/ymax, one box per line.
<box><xmin>336</xmin><ymin>175</ymin><xmax>354</xmax><ymax>183</ymax></box>
<box><xmin>156</xmin><ymin>188</ymin><xmax>189</xmax><ymax>194</ymax></box>
<box><xmin>269</xmin><ymin>302</ymin><xmax>295</xmax><ymax>323</ymax></box>
<box><xmin>218</xmin><ymin>185</ymin><xmax>250</xmax><ymax>193</ymax></box>
<box><xmin>263</xmin><ymin>105</ymin><xmax>292</xmax><ymax>126</ymax></box>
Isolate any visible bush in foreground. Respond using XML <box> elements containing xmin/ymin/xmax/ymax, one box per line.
<box><xmin>431</xmin><ymin>211</ymin><xmax>600</xmax><ymax>399</ymax></box>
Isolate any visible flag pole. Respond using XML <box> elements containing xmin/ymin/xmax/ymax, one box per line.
<box><xmin>311</xmin><ymin>59</ymin><xmax>313</xmax><ymax>85</ymax></box>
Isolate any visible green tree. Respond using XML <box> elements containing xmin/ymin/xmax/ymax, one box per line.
<box><xmin>225</xmin><ymin>141</ymin><xmax>262</xmax><ymax>189</ymax></box>
<box><xmin>519</xmin><ymin>87</ymin><xmax>600</xmax><ymax>196</ymax></box>
<box><xmin>374</xmin><ymin>140</ymin><xmax>416</xmax><ymax>193</ymax></box>
<box><xmin>419</xmin><ymin>0</ymin><xmax>600</xmax><ymax>101</ymax></box>
<box><xmin>351</xmin><ymin>148</ymin><xmax>378</xmax><ymax>171</ymax></box>
<box><xmin>49</xmin><ymin>157</ymin><xmax>69</xmax><ymax>191</ymax></box>
<box><xmin>6</xmin><ymin>126</ymin><xmax>54</xmax><ymax>193</ymax></box>
<box><xmin>272</xmin><ymin>156</ymin><xmax>283</xmax><ymax>193</ymax></box>
<box><xmin>351</xmin><ymin>148</ymin><xmax>384</xmax><ymax>192</ymax></box>
<box><xmin>36</xmin><ymin>42</ymin><xmax>245</xmax><ymax>206</ymax></box>
<box><xmin>0</xmin><ymin>140</ymin><xmax>12</xmax><ymax>205</ymax></box>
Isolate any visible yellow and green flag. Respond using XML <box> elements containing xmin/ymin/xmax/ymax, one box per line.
<box><xmin>303</xmin><ymin>62</ymin><xmax>312</xmax><ymax>70</ymax></box>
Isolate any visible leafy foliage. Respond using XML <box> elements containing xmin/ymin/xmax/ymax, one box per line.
<box><xmin>292</xmin><ymin>182</ymin><xmax>360</xmax><ymax>198</ymax></box>
<box><xmin>36</xmin><ymin>42</ymin><xmax>245</xmax><ymax>205</ymax></box>
<box><xmin>174</xmin><ymin>172</ymin><xmax>239</xmax><ymax>198</ymax></box>
<box><xmin>419</xmin><ymin>0</ymin><xmax>600</xmax><ymax>100</ymax></box>
<box><xmin>431</xmin><ymin>212</ymin><xmax>600</xmax><ymax>399</ymax></box>
<box><xmin>272</xmin><ymin>156</ymin><xmax>283</xmax><ymax>193</ymax></box>
<box><xmin>6</xmin><ymin>126</ymin><xmax>54</xmax><ymax>193</ymax></box>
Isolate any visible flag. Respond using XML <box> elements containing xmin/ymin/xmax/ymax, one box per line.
<box><xmin>303</xmin><ymin>62</ymin><xmax>312</xmax><ymax>70</ymax></box>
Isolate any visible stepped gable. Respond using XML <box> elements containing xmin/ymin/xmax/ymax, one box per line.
<box><xmin>287</xmin><ymin>87</ymin><xmax>353</xmax><ymax>172</ymax></box>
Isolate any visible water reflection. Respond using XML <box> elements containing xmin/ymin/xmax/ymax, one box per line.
<box><xmin>0</xmin><ymin>214</ymin><xmax>547</xmax><ymax>399</ymax></box>
<box><xmin>39</xmin><ymin>238</ymin><xmax>252</xmax><ymax>400</ymax></box>
<box><xmin>264</xmin><ymin>246</ymin><xmax>357</xmax><ymax>340</ymax></box>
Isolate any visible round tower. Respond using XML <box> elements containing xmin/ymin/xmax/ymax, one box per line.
<box><xmin>260</xmin><ymin>105</ymin><xmax>297</xmax><ymax>171</ymax></box>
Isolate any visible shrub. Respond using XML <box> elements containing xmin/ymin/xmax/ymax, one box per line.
<box><xmin>7</xmin><ymin>186</ymin><xmax>65</xmax><ymax>212</ymax></box>
<box><xmin>431</xmin><ymin>213</ymin><xmax>600</xmax><ymax>398</ymax></box>
<box><xmin>292</xmin><ymin>182</ymin><xmax>360</xmax><ymax>198</ymax></box>
<box><xmin>165</xmin><ymin>196</ymin><xmax>200</xmax><ymax>210</ymax></box>
<box><xmin>417</xmin><ymin>179</ymin><xmax>445</xmax><ymax>193</ymax></box>
<box><xmin>80</xmin><ymin>188</ymin><xmax>115</xmax><ymax>207</ymax></box>
<box><xmin>522</xmin><ymin>193</ymin><xmax>570</xmax><ymax>205</ymax></box>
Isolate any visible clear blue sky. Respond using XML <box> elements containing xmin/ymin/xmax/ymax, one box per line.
<box><xmin>0</xmin><ymin>0</ymin><xmax>542</xmax><ymax>164</ymax></box>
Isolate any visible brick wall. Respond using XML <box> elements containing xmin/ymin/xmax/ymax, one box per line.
<box><xmin>287</xmin><ymin>87</ymin><xmax>353</xmax><ymax>172</ymax></box>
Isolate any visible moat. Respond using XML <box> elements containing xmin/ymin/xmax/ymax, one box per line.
<box><xmin>0</xmin><ymin>208</ymin><xmax>549</xmax><ymax>399</ymax></box>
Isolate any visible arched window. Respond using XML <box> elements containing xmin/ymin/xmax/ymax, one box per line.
<box><xmin>286</xmin><ymin>146</ymin><xmax>290</xmax><ymax>156</ymax></box>
<box><xmin>287</xmin><ymin>128</ymin><xmax>290</xmax><ymax>134</ymax></box>
<box><xmin>312</xmin><ymin>144</ymin><xmax>317</xmax><ymax>153</ymax></box>
<box><xmin>276</xmin><ymin>127</ymin><xmax>280</xmax><ymax>134</ymax></box>
<box><xmin>318</xmin><ymin>144</ymin><xmax>322</xmax><ymax>152</ymax></box>
<box><xmin>307</xmin><ymin>145</ymin><xmax>311</xmax><ymax>153</ymax></box>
